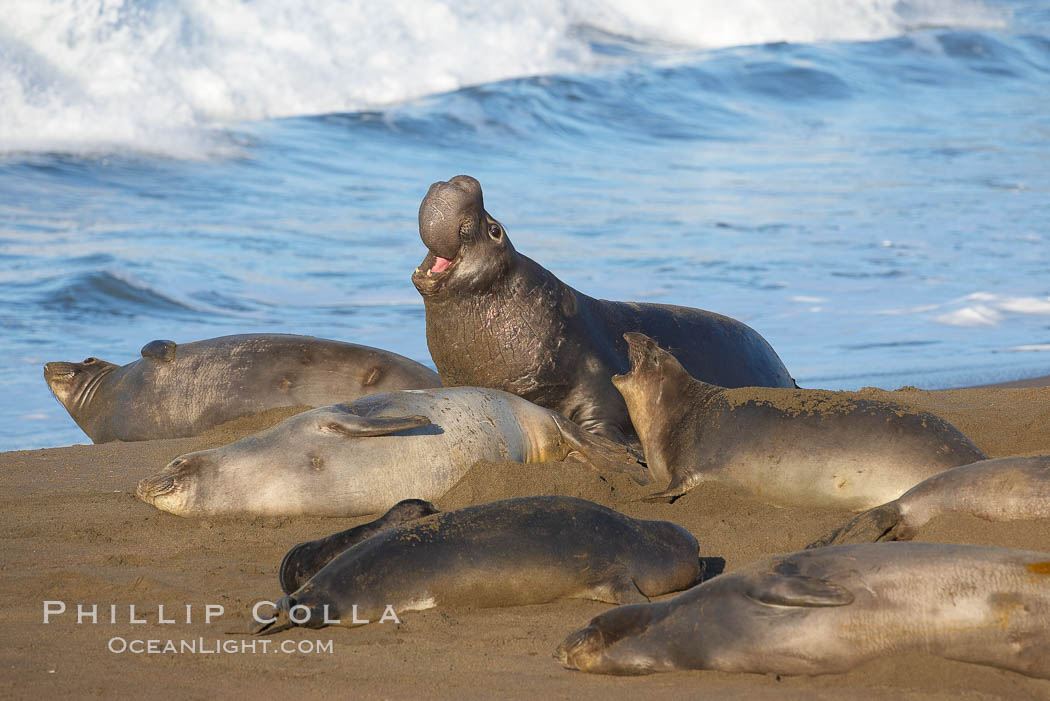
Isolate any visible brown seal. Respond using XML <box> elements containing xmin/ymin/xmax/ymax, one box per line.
<box><xmin>614</xmin><ymin>333</ymin><xmax>986</xmax><ymax>509</ymax></box>
<box><xmin>410</xmin><ymin>175</ymin><xmax>794</xmax><ymax>445</ymax></box>
<box><xmin>253</xmin><ymin>496</ymin><xmax>701</xmax><ymax>634</ymax></box>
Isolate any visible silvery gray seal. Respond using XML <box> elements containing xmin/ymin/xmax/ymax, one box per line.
<box><xmin>809</xmin><ymin>455</ymin><xmax>1050</xmax><ymax>547</ymax></box>
<box><xmin>136</xmin><ymin>387</ymin><xmax>647</xmax><ymax>517</ymax></box>
<box><xmin>44</xmin><ymin>333</ymin><xmax>441</xmax><ymax>443</ymax></box>
<box><xmin>556</xmin><ymin>542</ymin><xmax>1050</xmax><ymax>678</ymax></box>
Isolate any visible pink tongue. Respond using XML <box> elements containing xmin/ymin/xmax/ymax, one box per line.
<box><xmin>430</xmin><ymin>256</ymin><xmax>452</xmax><ymax>273</ymax></box>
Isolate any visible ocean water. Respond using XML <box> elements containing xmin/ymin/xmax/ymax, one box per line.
<box><xmin>1</xmin><ymin>0</ymin><xmax>1048</xmax><ymax>451</ymax></box>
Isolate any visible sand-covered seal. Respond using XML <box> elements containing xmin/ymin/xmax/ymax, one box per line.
<box><xmin>556</xmin><ymin>542</ymin><xmax>1050</xmax><ymax>678</ymax></box>
<box><xmin>43</xmin><ymin>334</ymin><xmax>441</xmax><ymax>443</ymax></box>
<box><xmin>253</xmin><ymin>496</ymin><xmax>701</xmax><ymax>634</ymax></box>
<box><xmin>614</xmin><ymin>333</ymin><xmax>986</xmax><ymax>509</ymax></box>
<box><xmin>136</xmin><ymin>387</ymin><xmax>647</xmax><ymax>518</ymax></box>
<box><xmin>809</xmin><ymin>455</ymin><xmax>1050</xmax><ymax>547</ymax></box>
<box><xmin>410</xmin><ymin>175</ymin><xmax>794</xmax><ymax>445</ymax></box>
<box><xmin>279</xmin><ymin>499</ymin><xmax>439</xmax><ymax>594</ymax></box>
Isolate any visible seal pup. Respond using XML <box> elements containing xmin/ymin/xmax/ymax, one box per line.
<box><xmin>411</xmin><ymin>175</ymin><xmax>794</xmax><ymax>445</ymax></box>
<box><xmin>279</xmin><ymin>499</ymin><xmax>440</xmax><ymax>594</ymax></box>
<box><xmin>44</xmin><ymin>334</ymin><xmax>441</xmax><ymax>443</ymax></box>
<box><xmin>614</xmin><ymin>333</ymin><xmax>986</xmax><ymax>509</ymax></box>
<box><xmin>555</xmin><ymin>542</ymin><xmax>1050</xmax><ymax>678</ymax></box>
<box><xmin>136</xmin><ymin>387</ymin><xmax>648</xmax><ymax>518</ymax></box>
<box><xmin>252</xmin><ymin>496</ymin><xmax>700</xmax><ymax>634</ymax></box>
<box><xmin>809</xmin><ymin>455</ymin><xmax>1050</xmax><ymax>547</ymax></box>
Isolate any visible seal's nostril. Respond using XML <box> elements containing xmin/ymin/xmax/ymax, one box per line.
<box><xmin>136</xmin><ymin>474</ymin><xmax>176</xmax><ymax>500</ymax></box>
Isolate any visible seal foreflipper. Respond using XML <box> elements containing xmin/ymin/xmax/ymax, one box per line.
<box><xmin>746</xmin><ymin>573</ymin><xmax>855</xmax><ymax>607</ymax></box>
<box><xmin>140</xmin><ymin>339</ymin><xmax>176</xmax><ymax>362</ymax></box>
<box><xmin>323</xmin><ymin>411</ymin><xmax>431</xmax><ymax>437</ymax></box>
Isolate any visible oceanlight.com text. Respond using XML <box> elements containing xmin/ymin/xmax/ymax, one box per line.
<box><xmin>107</xmin><ymin>637</ymin><xmax>334</xmax><ymax>655</ymax></box>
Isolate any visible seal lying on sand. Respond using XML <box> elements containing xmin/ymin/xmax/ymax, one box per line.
<box><xmin>809</xmin><ymin>455</ymin><xmax>1050</xmax><ymax>547</ymax></box>
<box><xmin>614</xmin><ymin>333</ymin><xmax>986</xmax><ymax>509</ymax></box>
<box><xmin>556</xmin><ymin>542</ymin><xmax>1050</xmax><ymax>678</ymax></box>
<box><xmin>253</xmin><ymin>496</ymin><xmax>701</xmax><ymax>634</ymax></box>
<box><xmin>136</xmin><ymin>387</ymin><xmax>647</xmax><ymax>518</ymax></box>
<box><xmin>410</xmin><ymin>175</ymin><xmax>794</xmax><ymax>445</ymax></box>
<box><xmin>279</xmin><ymin>499</ymin><xmax>439</xmax><ymax>594</ymax></box>
<box><xmin>44</xmin><ymin>334</ymin><xmax>441</xmax><ymax>443</ymax></box>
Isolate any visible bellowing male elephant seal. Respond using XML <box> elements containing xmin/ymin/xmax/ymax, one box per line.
<box><xmin>136</xmin><ymin>387</ymin><xmax>646</xmax><ymax>518</ymax></box>
<box><xmin>279</xmin><ymin>499</ymin><xmax>440</xmax><ymax>594</ymax></box>
<box><xmin>614</xmin><ymin>333</ymin><xmax>985</xmax><ymax>509</ymax></box>
<box><xmin>556</xmin><ymin>542</ymin><xmax>1050</xmax><ymax>678</ymax></box>
<box><xmin>809</xmin><ymin>455</ymin><xmax>1050</xmax><ymax>547</ymax></box>
<box><xmin>44</xmin><ymin>334</ymin><xmax>441</xmax><ymax>443</ymax></box>
<box><xmin>253</xmin><ymin>496</ymin><xmax>701</xmax><ymax>634</ymax></box>
<box><xmin>410</xmin><ymin>175</ymin><xmax>794</xmax><ymax>445</ymax></box>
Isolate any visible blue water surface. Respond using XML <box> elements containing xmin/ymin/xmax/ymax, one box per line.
<box><xmin>1</xmin><ymin>0</ymin><xmax>1048</xmax><ymax>450</ymax></box>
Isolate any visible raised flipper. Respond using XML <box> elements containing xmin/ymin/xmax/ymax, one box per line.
<box><xmin>279</xmin><ymin>499</ymin><xmax>439</xmax><ymax>594</ymax></box>
<box><xmin>140</xmin><ymin>339</ymin><xmax>176</xmax><ymax>362</ymax></box>
<box><xmin>250</xmin><ymin>597</ymin><xmax>297</xmax><ymax>636</ymax></box>
<box><xmin>323</xmin><ymin>408</ymin><xmax>431</xmax><ymax>437</ymax></box>
<box><xmin>746</xmin><ymin>573</ymin><xmax>855</xmax><ymax>607</ymax></box>
<box><xmin>806</xmin><ymin>502</ymin><xmax>904</xmax><ymax>549</ymax></box>
<box><xmin>551</xmin><ymin>414</ymin><xmax>652</xmax><ymax>485</ymax></box>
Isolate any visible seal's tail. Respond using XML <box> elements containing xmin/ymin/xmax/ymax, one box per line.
<box><xmin>553</xmin><ymin>414</ymin><xmax>652</xmax><ymax>485</ymax></box>
<box><xmin>807</xmin><ymin>502</ymin><xmax>903</xmax><ymax>549</ymax></box>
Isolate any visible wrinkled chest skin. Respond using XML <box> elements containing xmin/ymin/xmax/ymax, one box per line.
<box><xmin>421</xmin><ymin>254</ymin><xmax>793</xmax><ymax>442</ymax></box>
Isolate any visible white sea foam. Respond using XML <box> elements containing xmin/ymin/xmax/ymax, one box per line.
<box><xmin>934</xmin><ymin>294</ymin><xmax>1050</xmax><ymax>327</ymax></box>
<box><xmin>0</xmin><ymin>0</ymin><xmax>1006</xmax><ymax>156</ymax></box>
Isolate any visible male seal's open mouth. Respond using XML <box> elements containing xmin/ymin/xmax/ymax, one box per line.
<box><xmin>430</xmin><ymin>255</ymin><xmax>452</xmax><ymax>274</ymax></box>
<box><xmin>413</xmin><ymin>248</ymin><xmax>459</xmax><ymax>291</ymax></box>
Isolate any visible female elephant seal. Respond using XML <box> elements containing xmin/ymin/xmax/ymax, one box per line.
<box><xmin>136</xmin><ymin>387</ymin><xmax>647</xmax><ymax>518</ymax></box>
<box><xmin>278</xmin><ymin>499</ymin><xmax>440</xmax><ymax>594</ymax></box>
<box><xmin>615</xmin><ymin>333</ymin><xmax>986</xmax><ymax>509</ymax></box>
<box><xmin>252</xmin><ymin>496</ymin><xmax>701</xmax><ymax>634</ymax></box>
<box><xmin>556</xmin><ymin>542</ymin><xmax>1050</xmax><ymax>678</ymax></box>
<box><xmin>43</xmin><ymin>334</ymin><xmax>441</xmax><ymax>443</ymax></box>
<box><xmin>809</xmin><ymin>455</ymin><xmax>1050</xmax><ymax>547</ymax></box>
<box><xmin>410</xmin><ymin>175</ymin><xmax>794</xmax><ymax>445</ymax></box>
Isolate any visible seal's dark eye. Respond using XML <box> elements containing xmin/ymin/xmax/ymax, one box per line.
<box><xmin>83</xmin><ymin>357</ymin><xmax>97</xmax><ymax>364</ymax></box>
<box><xmin>488</xmin><ymin>223</ymin><xmax>502</xmax><ymax>241</ymax></box>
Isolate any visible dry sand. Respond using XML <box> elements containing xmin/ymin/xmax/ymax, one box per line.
<box><xmin>2</xmin><ymin>385</ymin><xmax>1049</xmax><ymax>700</ymax></box>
